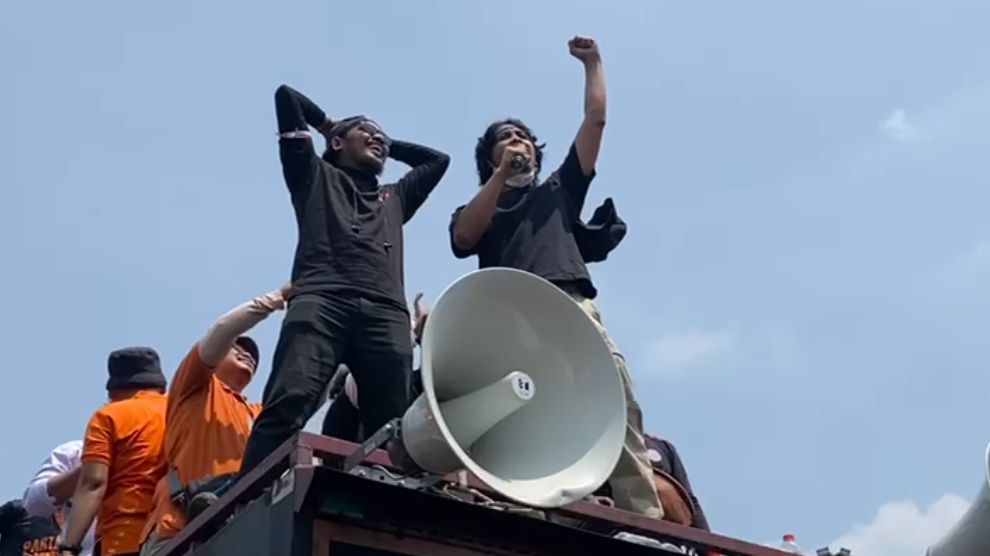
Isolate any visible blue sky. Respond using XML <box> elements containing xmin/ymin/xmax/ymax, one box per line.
<box><xmin>2</xmin><ymin>1</ymin><xmax>989</xmax><ymax>553</ymax></box>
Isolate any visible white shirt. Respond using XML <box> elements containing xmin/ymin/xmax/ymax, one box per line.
<box><xmin>22</xmin><ymin>440</ymin><xmax>96</xmax><ymax>556</ymax></box>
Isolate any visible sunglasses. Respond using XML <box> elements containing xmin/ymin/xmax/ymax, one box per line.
<box><xmin>354</xmin><ymin>121</ymin><xmax>392</xmax><ymax>147</ymax></box>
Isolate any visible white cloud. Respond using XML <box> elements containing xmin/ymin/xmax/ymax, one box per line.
<box><xmin>879</xmin><ymin>108</ymin><xmax>919</xmax><ymax>142</ymax></box>
<box><xmin>643</xmin><ymin>330</ymin><xmax>734</xmax><ymax>375</ymax></box>
<box><xmin>826</xmin><ymin>494</ymin><xmax>970</xmax><ymax>556</ymax></box>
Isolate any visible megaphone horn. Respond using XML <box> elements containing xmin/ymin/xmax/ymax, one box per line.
<box><xmin>926</xmin><ymin>442</ymin><xmax>990</xmax><ymax>556</ymax></box>
<box><xmin>400</xmin><ymin>267</ymin><xmax>627</xmax><ymax>509</ymax></box>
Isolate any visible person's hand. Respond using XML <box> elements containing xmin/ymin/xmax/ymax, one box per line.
<box><xmin>413</xmin><ymin>293</ymin><xmax>427</xmax><ymax>319</ymax></box>
<box><xmin>568</xmin><ymin>36</ymin><xmax>601</xmax><ymax>65</ymax></box>
<box><xmin>259</xmin><ymin>281</ymin><xmax>292</xmax><ymax>312</ymax></box>
<box><xmin>314</xmin><ymin>118</ymin><xmax>337</xmax><ymax>148</ymax></box>
<box><xmin>273</xmin><ymin>281</ymin><xmax>293</xmax><ymax>309</ymax></box>
<box><xmin>495</xmin><ymin>143</ymin><xmax>531</xmax><ymax>178</ymax></box>
<box><xmin>412</xmin><ymin>293</ymin><xmax>430</xmax><ymax>341</ymax></box>
<box><xmin>315</xmin><ymin>118</ymin><xmax>335</xmax><ymax>137</ymax></box>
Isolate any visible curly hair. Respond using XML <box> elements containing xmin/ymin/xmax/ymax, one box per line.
<box><xmin>474</xmin><ymin>118</ymin><xmax>546</xmax><ymax>185</ymax></box>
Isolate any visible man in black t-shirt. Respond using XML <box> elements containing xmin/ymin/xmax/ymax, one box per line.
<box><xmin>0</xmin><ymin>499</ymin><xmax>61</xmax><ymax>556</ymax></box>
<box><xmin>448</xmin><ymin>37</ymin><xmax>662</xmax><ymax>518</ymax></box>
<box><xmin>239</xmin><ymin>85</ymin><xmax>450</xmax><ymax>475</ymax></box>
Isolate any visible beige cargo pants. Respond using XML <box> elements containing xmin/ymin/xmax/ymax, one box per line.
<box><xmin>565</xmin><ymin>287</ymin><xmax>663</xmax><ymax>518</ymax></box>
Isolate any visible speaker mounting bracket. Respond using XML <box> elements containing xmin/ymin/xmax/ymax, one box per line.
<box><xmin>347</xmin><ymin>465</ymin><xmax>442</xmax><ymax>491</ymax></box>
<box><xmin>340</xmin><ymin>418</ymin><xmax>443</xmax><ymax>492</ymax></box>
<box><xmin>341</xmin><ymin>418</ymin><xmax>402</xmax><ymax>474</ymax></box>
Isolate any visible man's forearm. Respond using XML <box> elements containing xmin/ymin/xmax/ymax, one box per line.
<box><xmin>452</xmin><ymin>172</ymin><xmax>507</xmax><ymax>250</ymax></box>
<box><xmin>390</xmin><ymin>139</ymin><xmax>452</xmax><ymax>212</ymax></box>
<box><xmin>199</xmin><ymin>288</ymin><xmax>286</xmax><ymax>365</ymax></box>
<box><xmin>275</xmin><ymin>84</ymin><xmax>330</xmax><ymax>135</ymax></box>
<box><xmin>389</xmin><ymin>139</ymin><xmax>446</xmax><ymax>167</ymax></box>
<box><xmin>62</xmin><ymin>485</ymin><xmax>103</xmax><ymax>547</ymax></box>
<box><xmin>582</xmin><ymin>60</ymin><xmax>607</xmax><ymax>125</ymax></box>
<box><xmin>45</xmin><ymin>467</ymin><xmax>81</xmax><ymax>506</ymax></box>
<box><xmin>572</xmin><ymin>57</ymin><xmax>607</xmax><ymax>176</ymax></box>
<box><xmin>23</xmin><ymin>445</ymin><xmax>81</xmax><ymax>517</ymax></box>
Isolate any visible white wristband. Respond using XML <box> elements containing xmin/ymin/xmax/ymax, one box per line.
<box><xmin>278</xmin><ymin>130</ymin><xmax>312</xmax><ymax>140</ymax></box>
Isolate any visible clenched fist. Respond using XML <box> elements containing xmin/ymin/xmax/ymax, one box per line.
<box><xmin>568</xmin><ymin>36</ymin><xmax>601</xmax><ymax>64</ymax></box>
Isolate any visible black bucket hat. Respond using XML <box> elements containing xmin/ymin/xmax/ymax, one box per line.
<box><xmin>106</xmin><ymin>346</ymin><xmax>166</xmax><ymax>391</ymax></box>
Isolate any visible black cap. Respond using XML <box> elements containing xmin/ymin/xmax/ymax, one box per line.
<box><xmin>106</xmin><ymin>346</ymin><xmax>167</xmax><ymax>392</ymax></box>
<box><xmin>234</xmin><ymin>336</ymin><xmax>260</xmax><ymax>369</ymax></box>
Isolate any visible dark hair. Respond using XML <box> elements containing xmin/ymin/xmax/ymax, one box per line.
<box><xmin>321</xmin><ymin>131</ymin><xmax>342</xmax><ymax>165</ymax></box>
<box><xmin>474</xmin><ymin>118</ymin><xmax>546</xmax><ymax>185</ymax></box>
<box><xmin>321</xmin><ymin>117</ymin><xmax>366</xmax><ymax>165</ymax></box>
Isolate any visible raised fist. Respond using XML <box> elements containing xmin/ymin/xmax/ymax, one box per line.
<box><xmin>568</xmin><ymin>36</ymin><xmax>601</xmax><ymax>64</ymax></box>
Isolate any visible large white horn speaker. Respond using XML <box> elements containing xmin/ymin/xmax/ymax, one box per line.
<box><xmin>927</xmin><ymin>442</ymin><xmax>990</xmax><ymax>556</ymax></box>
<box><xmin>400</xmin><ymin>267</ymin><xmax>627</xmax><ymax>508</ymax></box>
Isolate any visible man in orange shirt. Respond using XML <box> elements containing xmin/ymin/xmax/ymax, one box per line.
<box><xmin>138</xmin><ymin>284</ymin><xmax>289</xmax><ymax>556</ymax></box>
<box><xmin>58</xmin><ymin>348</ymin><xmax>168</xmax><ymax>556</ymax></box>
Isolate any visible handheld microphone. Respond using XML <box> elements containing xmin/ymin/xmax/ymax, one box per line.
<box><xmin>510</xmin><ymin>153</ymin><xmax>530</xmax><ymax>172</ymax></box>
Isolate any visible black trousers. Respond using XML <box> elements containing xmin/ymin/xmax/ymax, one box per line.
<box><xmin>240</xmin><ymin>292</ymin><xmax>413</xmax><ymax>475</ymax></box>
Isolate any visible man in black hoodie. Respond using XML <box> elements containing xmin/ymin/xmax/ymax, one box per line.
<box><xmin>240</xmin><ymin>85</ymin><xmax>450</xmax><ymax>474</ymax></box>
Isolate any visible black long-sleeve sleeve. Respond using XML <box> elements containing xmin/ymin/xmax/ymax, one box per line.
<box><xmin>274</xmin><ymin>85</ymin><xmax>330</xmax><ymax>195</ymax></box>
<box><xmin>389</xmin><ymin>140</ymin><xmax>451</xmax><ymax>223</ymax></box>
<box><xmin>275</xmin><ymin>84</ymin><xmax>329</xmax><ymax>133</ymax></box>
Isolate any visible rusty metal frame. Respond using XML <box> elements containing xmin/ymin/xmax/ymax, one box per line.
<box><xmin>158</xmin><ymin>432</ymin><xmax>791</xmax><ymax>556</ymax></box>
